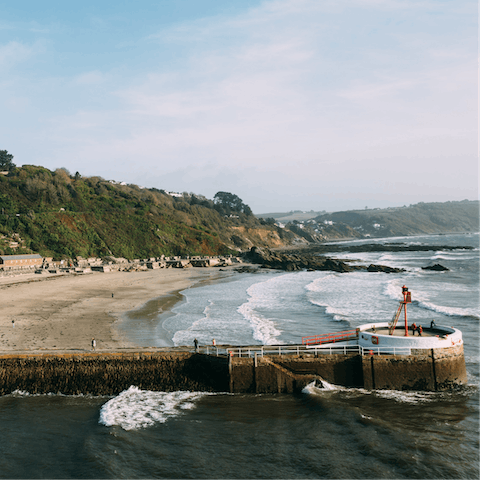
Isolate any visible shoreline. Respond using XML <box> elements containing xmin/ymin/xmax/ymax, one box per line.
<box><xmin>115</xmin><ymin>267</ymin><xmax>240</xmax><ymax>348</ymax></box>
<box><xmin>0</xmin><ymin>266</ymin><xmax>247</xmax><ymax>354</ymax></box>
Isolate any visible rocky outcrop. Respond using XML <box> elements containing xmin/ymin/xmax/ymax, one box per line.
<box><xmin>422</xmin><ymin>264</ymin><xmax>449</xmax><ymax>271</ymax></box>
<box><xmin>367</xmin><ymin>264</ymin><xmax>405</xmax><ymax>273</ymax></box>
<box><xmin>242</xmin><ymin>247</ymin><xmax>405</xmax><ymax>273</ymax></box>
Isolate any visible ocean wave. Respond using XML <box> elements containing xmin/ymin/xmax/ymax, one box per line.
<box><xmin>430</xmin><ymin>255</ymin><xmax>451</xmax><ymax>261</ymax></box>
<box><xmin>305</xmin><ymin>275</ymin><xmax>350</xmax><ymax>320</ymax></box>
<box><xmin>382</xmin><ymin>279</ymin><xmax>406</xmax><ymax>302</ymax></box>
<box><xmin>302</xmin><ymin>380</ymin><xmax>342</xmax><ymax>394</ymax></box>
<box><xmin>237</xmin><ymin>301</ymin><xmax>281</xmax><ymax>345</ymax></box>
<box><xmin>10</xmin><ymin>390</ymin><xmax>31</xmax><ymax>396</ymax></box>
<box><xmin>414</xmin><ymin>299</ymin><xmax>479</xmax><ymax>319</ymax></box>
<box><xmin>373</xmin><ymin>389</ymin><xmax>437</xmax><ymax>403</ymax></box>
<box><xmin>236</xmin><ymin>276</ymin><xmax>289</xmax><ymax>345</ymax></box>
<box><xmin>383</xmin><ymin>279</ymin><xmax>479</xmax><ymax>319</ymax></box>
<box><xmin>303</xmin><ymin>382</ymin><xmax>470</xmax><ymax>404</ymax></box>
<box><xmin>99</xmin><ymin>386</ymin><xmax>210</xmax><ymax>431</ymax></box>
<box><xmin>305</xmin><ymin>274</ymin><xmax>338</xmax><ymax>293</ymax></box>
<box><xmin>174</xmin><ymin>299</ymin><xmax>216</xmax><ymax>341</ymax></box>
<box><xmin>308</xmin><ymin>301</ymin><xmax>349</xmax><ymax>321</ymax></box>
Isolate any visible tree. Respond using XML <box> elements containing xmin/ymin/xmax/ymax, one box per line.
<box><xmin>213</xmin><ymin>191</ymin><xmax>253</xmax><ymax>215</ymax></box>
<box><xmin>0</xmin><ymin>150</ymin><xmax>15</xmax><ymax>171</ymax></box>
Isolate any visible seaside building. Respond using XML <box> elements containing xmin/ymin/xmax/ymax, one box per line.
<box><xmin>0</xmin><ymin>254</ymin><xmax>43</xmax><ymax>270</ymax></box>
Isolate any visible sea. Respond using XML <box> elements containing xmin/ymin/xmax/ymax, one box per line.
<box><xmin>1</xmin><ymin>233</ymin><xmax>478</xmax><ymax>479</ymax></box>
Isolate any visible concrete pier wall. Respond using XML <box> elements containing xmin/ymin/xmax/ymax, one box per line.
<box><xmin>0</xmin><ymin>345</ymin><xmax>467</xmax><ymax>396</ymax></box>
<box><xmin>361</xmin><ymin>344</ymin><xmax>467</xmax><ymax>391</ymax></box>
<box><xmin>229</xmin><ymin>346</ymin><xmax>466</xmax><ymax>393</ymax></box>
<box><xmin>0</xmin><ymin>352</ymin><xmax>229</xmax><ymax>395</ymax></box>
<box><xmin>228</xmin><ymin>355</ymin><xmax>364</xmax><ymax>394</ymax></box>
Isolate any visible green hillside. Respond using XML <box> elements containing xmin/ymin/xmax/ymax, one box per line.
<box><xmin>0</xmin><ymin>165</ymin><xmax>296</xmax><ymax>259</ymax></box>
<box><xmin>314</xmin><ymin>201</ymin><xmax>479</xmax><ymax>237</ymax></box>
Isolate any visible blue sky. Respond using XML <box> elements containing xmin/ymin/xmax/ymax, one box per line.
<box><xmin>1</xmin><ymin>0</ymin><xmax>477</xmax><ymax>213</ymax></box>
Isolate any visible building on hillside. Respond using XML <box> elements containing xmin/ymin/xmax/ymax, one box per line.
<box><xmin>0</xmin><ymin>254</ymin><xmax>43</xmax><ymax>270</ymax></box>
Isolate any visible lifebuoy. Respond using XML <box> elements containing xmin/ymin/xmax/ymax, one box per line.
<box><xmin>371</xmin><ymin>336</ymin><xmax>379</xmax><ymax>345</ymax></box>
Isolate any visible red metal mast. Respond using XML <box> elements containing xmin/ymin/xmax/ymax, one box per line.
<box><xmin>402</xmin><ymin>285</ymin><xmax>412</xmax><ymax>336</ymax></box>
<box><xmin>389</xmin><ymin>285</ymin><xmax>412</xmax><ymax>335</ymax></box>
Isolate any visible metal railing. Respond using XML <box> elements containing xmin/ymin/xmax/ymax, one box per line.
<box><xmin>197</xmin><ymin>344</ymin><xmax>412</xmax><ymax>357</ymax></box>
<box><xmin>302</xmin><ymin>329</ymin><xmax>359</xmax><ymax>346</ymax></box>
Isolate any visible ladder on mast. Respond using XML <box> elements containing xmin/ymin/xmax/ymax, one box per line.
<box><xmin>389</xmin><ymin>304</ymin><xmax>403</xmax><ymax>335</ymax></box>
<box><xmin>389</xmin><ymin>286</ymin><xmax>412</xmax><ymax>336</ymax></box>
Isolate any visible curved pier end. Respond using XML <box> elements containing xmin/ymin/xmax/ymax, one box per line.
<box><xmin>356</xmin><ymin>322</ymin><xmax>467</xmax><ymax>391</ymax></box>
<box><xmin>361</xmin><ymin>344</ymin><xmax>467</xmax><ymax>391</ymax></box>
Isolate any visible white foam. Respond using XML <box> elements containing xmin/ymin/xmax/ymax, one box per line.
<box><xmin>305</xmin><ymin>275</ymin><xmax>350</xmax><ymax>320</ymax></box>
<box><xmin>172</xmin><ymin>300</ymin><xmax>216</xmax><ymax>345</ymax></box>
<box><xmin>415</xmin><ymin>299</ymin><xmax>479</xmax><ymax>319</ymax></box>
<box><xmin>237</xmin><ymin>276</ymin><xmax>287</xmax><ymax>345</ymax></box>
<box><xmin>382</xmin><ymin>279</ymin><xmax>406</xmax><ymax>301</ymax></box>
<box><xmin>99</xmin><ymin>386</ymin><xmax>210</xmax><ymax>431</ymax></box>
<box><xmin>11</xmin><ymin>390</ymin><xmax>30</xmax><ymax>396</ymax></box>
<box><xmin>302</xmin><ymin>379</ymin><xmax>342</xmax><ymax>394</ymax></box>
<box><xmin>373</xmin><ymin>389</ymin><xmax>437</xmax><ymax>404</ymax></box>
<box><xmin>383</xmin><ymin>279</ymin><xmax>479</xmax><ymax>319</ymax></box>
<box><xmin>237</xmin><ymin>300</ymin><xmax>282</xmax><ymax>345</ymax></box>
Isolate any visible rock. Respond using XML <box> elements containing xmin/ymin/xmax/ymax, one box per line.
<box><xmin>321</xmin><ymin>258</ymin><xmax>352</xmax><ymax>273</ymax></box>
<box><xmin>422</xmin><ymin>264</ymin><xmax>449</xmax><ymax>271</ymax></box>
<box><xmin>367</xmin><ymin>264</ymin><xmax>405</xmax><ymax>273</ymax></box>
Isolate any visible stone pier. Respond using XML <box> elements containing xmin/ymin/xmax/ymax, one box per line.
<box><xmin>0</xmin><ymin>343</ymin><xmax>467</xmax><ymax>396</ymax></box>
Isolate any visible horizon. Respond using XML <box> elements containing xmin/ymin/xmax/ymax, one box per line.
<box><xmin>1</xmin><ymin>0</ymin><xmax>477</xmax><ymax>212</ymax></box>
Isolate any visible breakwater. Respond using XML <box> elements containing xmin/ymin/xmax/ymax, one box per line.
<box><xmin>0</xmin><ymin>344</ymin><xmax>467</xmax><ymax>395</ymax></box>
<box><xmin>228</xmin><ymin>344</ymin><xmax>467</xmax><ymax>393</ymax></box>
<box><xmin>0</xmin><ymin>352</ymin><xmax>229</xmax><ymax>395</ymax></box>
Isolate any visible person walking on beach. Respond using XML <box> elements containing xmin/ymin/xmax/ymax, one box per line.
<box><xmin>194</xmin><ymin>338</ymin><xmax>198</xmax><ymax>353</ymax></box>
<box><xmin>91</xmin><ymin>337</ymin><xmax>96</xmax><ymax>351</ymax></box>
<box><xmin>12</xmin><ymin>320</ymin><xmax>15</xmax><ymax>328</ymax></box>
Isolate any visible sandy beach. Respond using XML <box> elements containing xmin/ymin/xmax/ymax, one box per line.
<box><xmin>0</xmin><ymin>267</ymin><xmax>239</xmax><ymax>354</ymax></box>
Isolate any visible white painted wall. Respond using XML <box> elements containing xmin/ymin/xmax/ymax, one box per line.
<box><xmin>357</xmin><ymin>322</ymin><xmax>463</xmax><ymax>350</ymax></box>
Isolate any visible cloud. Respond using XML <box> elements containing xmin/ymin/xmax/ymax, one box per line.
<box><xmin>4</xmin><ymin>0</ymin><xmax>477</xmax><ymax>211</ymax></box>
<box><xmin>72</xmin><ymin>71</ymin><xmax>107</xmax><ymax>86</ymax></box>
<box><xmin>0</xmin><ymin>40</ymin><xmax>39</xmax><ymax>68</ymax></box>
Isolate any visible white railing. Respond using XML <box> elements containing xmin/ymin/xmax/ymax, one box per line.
<box><xmin>198</xmin><ymin>344</ymin><xmax>412</xmax><ymax>357</ymax></box>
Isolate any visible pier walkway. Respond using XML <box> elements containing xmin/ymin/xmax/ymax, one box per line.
<box><xmin>197</xmin><ymin>343</ymin><xmax>412</xmax><ymax>357</ymax></box>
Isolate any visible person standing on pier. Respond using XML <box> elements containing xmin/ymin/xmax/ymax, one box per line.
<box><xmin>91</xmin><ymin>337</ymin><xmax>96</xmax><ymax>351</ymax></box>
<box><xmin>430</xmin><ymin>319</ymin><xmax>436</xmax><ymax>329</ymax></box>
<box><xmin>194</xmin><ymin>338</ymin><xmax>198</xmax><ymax>353</ymax></box>
<box><xmin>412</xmin><ymin>322</ymin><xmax>417</xmax><ymax>335</ymax></box>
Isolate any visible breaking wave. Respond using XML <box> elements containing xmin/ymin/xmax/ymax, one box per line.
<box><xmin>99</xmin><ymin>386</ymin><xmax>210</xmax><ymax>431</ymax></box>
<box><xmin>237</xmin><ymin>277</ymin><xmax>284</xmax><ymax>345</ymax></box>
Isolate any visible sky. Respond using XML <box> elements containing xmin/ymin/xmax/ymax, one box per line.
<box><xmin>0</xmin><ymin>0</ymin><xmax>477</xmax><ymax>213</ymax></box>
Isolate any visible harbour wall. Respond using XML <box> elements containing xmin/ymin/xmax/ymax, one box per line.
<box><xmin>0</xmin><ymin>345</ymin><xmax>467</xmax><ymax>396</ymax></box>
<box><xmin>0</xmin><ymin>352</ymin><xmax>229</xmax><ymax>396</ymax></box>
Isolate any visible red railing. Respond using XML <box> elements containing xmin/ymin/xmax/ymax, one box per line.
<box><xmin>302</xmin><ymin>329</ymin><xmax>359</xmax><ymax>346</ymax></box>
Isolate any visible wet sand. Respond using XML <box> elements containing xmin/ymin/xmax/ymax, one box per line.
<box><xmin>0</xmin><ymin>267</ymin><xmax>241</xmax><ymax>354</ymax></box>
